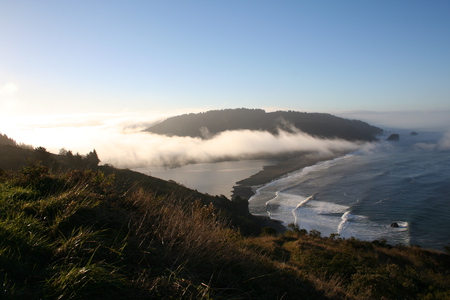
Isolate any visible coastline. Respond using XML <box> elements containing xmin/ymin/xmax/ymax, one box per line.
<box><xmin>232</xmin><ymin>151</ymin><xmax>351</xmax><ymax>233</ymax></box>
<box><xmin>232</xmin><ymin>150</ymin><xmax>350</xmax><ymax>201</ymax></box>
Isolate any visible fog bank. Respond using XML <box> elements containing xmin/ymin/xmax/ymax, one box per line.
<box><xmin>100</xmin><ymin>129</ymin><xmax>366</xmax><ymax>168</ymax></box>
<box><xmin>0</xmin><ymin>114</ymin><xmax>368</xmax><ymax>168</ymax></box>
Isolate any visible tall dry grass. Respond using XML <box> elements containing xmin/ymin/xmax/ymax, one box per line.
<box><xmin>2</xmin><ymin>165</ymin><xmax>450</xmax><ymax>299</ymax></box>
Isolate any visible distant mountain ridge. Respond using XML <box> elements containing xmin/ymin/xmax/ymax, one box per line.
<box><xmin>144</xmin><ymin>108</ymin><xmax>383</xmax><ymax>141</ymax></box>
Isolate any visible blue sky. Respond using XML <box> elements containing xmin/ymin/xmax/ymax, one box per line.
<box><xmin>1</xmin><ymin>1</ymin><xmax>450</xmax><ymax>127</ymax></box>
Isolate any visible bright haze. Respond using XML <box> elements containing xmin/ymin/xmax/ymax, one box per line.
<box><xmin>1</xmin><ymin>1</ymin><xmax>449</xmax><ymax>166</ymax></box>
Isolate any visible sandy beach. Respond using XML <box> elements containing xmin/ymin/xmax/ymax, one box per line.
<box><xmin>231</xmin><ymin>151</ymin><xmax>350</xmax><ymax>201</ymax></box>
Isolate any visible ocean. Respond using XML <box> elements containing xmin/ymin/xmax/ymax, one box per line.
<box><xmin>249</xmin><ymin>130</ymin><xmax>450</xmax><ymax>251</ymax></box>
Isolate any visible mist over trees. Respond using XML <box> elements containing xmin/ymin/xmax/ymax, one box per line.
<box><xmin>0</xmin><ymin>133</ymin><xmax>17</xmax><ymax>146</ymax></box>
<box><xmin>0</xmin><ymin>133</ymin><xmax>33</xmax><ymax>149</ymax></box>
<box><xmin>30</xmin><ymin>147</ymin><xmax>100</xmax><ymax>171</ymax></box>
<box><xmin>145</xmin><ymin>108</ymin><xmax>383</xmax><ymax>141</ymax></box>
<box><xmin>0</xmin><ymin>133</ymin><xmax>101</xmax><ymax>172</ymax></box>
<box><xmin>58</xmin><ymin>148</ymin><xmax>101</xmax><ymax>170</ymax></box>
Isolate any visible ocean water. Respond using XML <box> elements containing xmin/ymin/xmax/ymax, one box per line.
<box><xmin>249</xmin><ymin>130</ymin><xmax>450</xmax><ymax>251</ymax></box>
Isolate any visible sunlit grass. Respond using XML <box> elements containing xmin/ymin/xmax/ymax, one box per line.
<box><xmin>1</xmin><ymin>165</ymin><xmax>450</xmax><ymax>299</ymax></box>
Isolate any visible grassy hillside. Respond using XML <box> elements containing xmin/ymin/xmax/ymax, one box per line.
<box><xmin>1</xmin><ymin>164</ymin><xmax>450</xmax><ymax>299</ymax></box>
<box><xmin>145</xmin><ymin>108</ymin><xmax>383</xmax><ymax>141</ymax></box>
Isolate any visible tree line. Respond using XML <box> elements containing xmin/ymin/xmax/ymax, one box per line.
<box><xmin>33</xmin><ymin>146</ymin><xmax>101</xmax><ymax>171</ymax></box>
<box><xmin>0</xmin><ymin>132</ymin><xmax>33</xmax><ymax>149</ymax></box>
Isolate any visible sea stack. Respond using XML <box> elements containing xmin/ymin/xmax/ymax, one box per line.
<box><xmin>387</xmin><ymin>134</ymin><xmax>400</xmax><ymax>141</ymax></box>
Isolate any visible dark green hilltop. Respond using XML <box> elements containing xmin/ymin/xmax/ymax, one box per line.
<box><xmin>144</xmin><ymin>108</ymin><xmax>383</xmax><ymax>141</ymax></box>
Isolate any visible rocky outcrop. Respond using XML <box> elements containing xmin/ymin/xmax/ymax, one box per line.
<box><xmin>387</xmin><ymin>134</ymin><xmax>400</xmax><ymax>141</ymax></box>
<box><xmin>410</xmin><ymin>131</ymin><xmax>418</xmax><ymax>136</ymax></box>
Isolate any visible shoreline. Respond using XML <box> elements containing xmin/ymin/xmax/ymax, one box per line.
<box><xmin>231</xmin><ymin>150</ymin><xmax>350</xmax><ymax>201</ymax></box>
<box><xmin>231</xmin><ymin>151</ymin><xmax>351</xmax><ymax>233</ymax></box>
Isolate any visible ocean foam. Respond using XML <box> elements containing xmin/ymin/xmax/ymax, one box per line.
<box><xmin>291</xmin><ymin>199</ymin><xmax>349</xmax><ymax>236</ymax></box>
<box><xmin>263</xmin><ymin>192</ymin><xmax>411</xmax><ymax>243</ymax></box>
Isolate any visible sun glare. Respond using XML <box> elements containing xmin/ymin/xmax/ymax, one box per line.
<box><xmin>0</xmin><ymin>112</ymin><xmax>171</xmax><ymax>154</ymax></box>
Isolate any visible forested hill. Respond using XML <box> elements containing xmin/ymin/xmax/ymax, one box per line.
<box><xmin>144</xmin><ymin>108</ymin><xmax>383</xmax><ymax>141</ymax></box>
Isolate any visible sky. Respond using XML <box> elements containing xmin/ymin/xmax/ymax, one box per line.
<box><xmin>1</xmin><ymin>1</ymin><xmax>450</xmax><ymax>162</ymax></box>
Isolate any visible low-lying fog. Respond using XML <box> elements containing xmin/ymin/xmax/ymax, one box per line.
<box><xmin>2</xmin><ymin>110</ymin><xmax>449</xmax><ymax>169</ymax></box>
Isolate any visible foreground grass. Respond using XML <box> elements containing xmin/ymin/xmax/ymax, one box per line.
<box><xmin>1</xmin><ymin>165</ymin><xmax>449</xmax><ymax>299</ymax></box>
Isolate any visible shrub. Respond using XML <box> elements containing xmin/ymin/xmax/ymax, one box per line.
<box><xmin>309</xmin><ymin>229</ymin><xmax>321</xmax><ymax>237</ymax></box>
<box><xmin>261</xmin><ymin>226</ymin><xmax>277</xmax><ymax>236</ymax></box>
